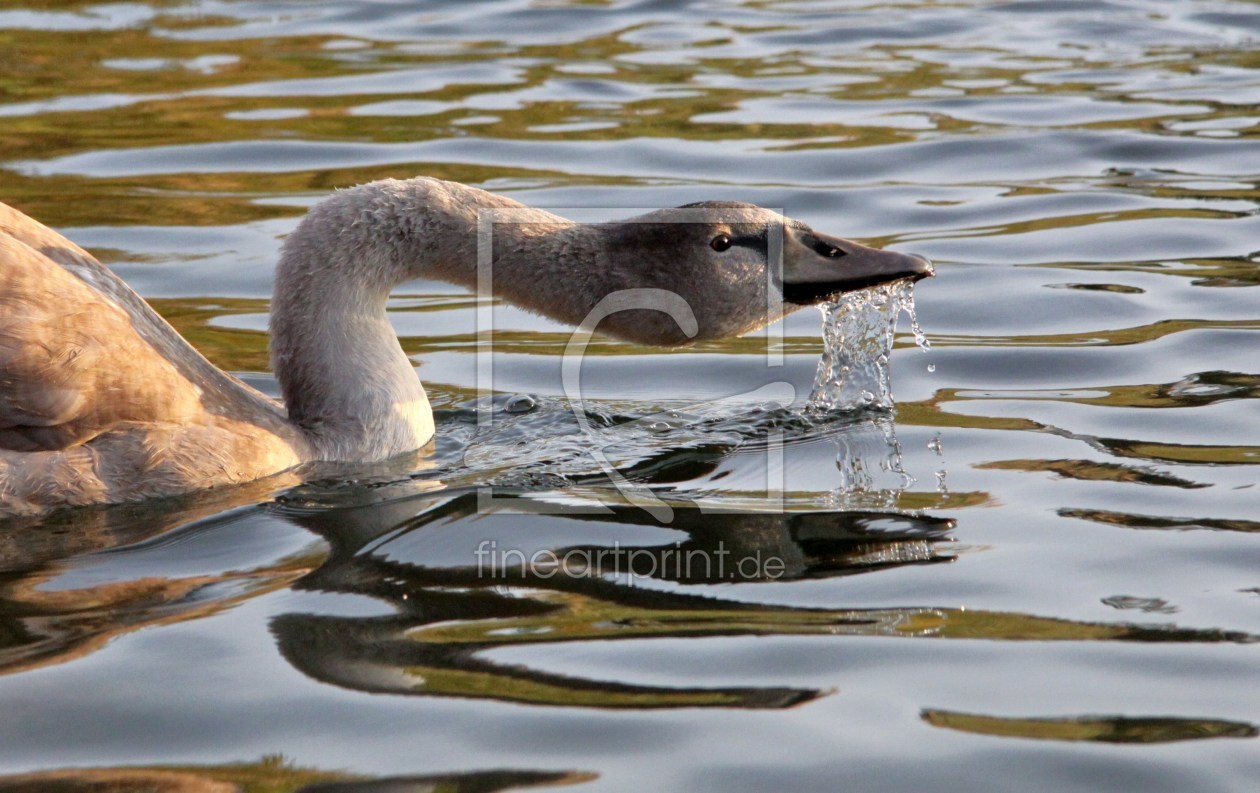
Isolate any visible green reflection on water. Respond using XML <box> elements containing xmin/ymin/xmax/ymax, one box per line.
<box><xmin>0</xmin><ymin>757</ymin><xmax>593</xmax><ymax>792</ymax></box>
<box><xmin>922</xmin><ymin>710</ymin><xmax>1258</xmax><ymax>744</ymax></box>
<box><xmin>6</xmin><ymin>5</ymin><xmax>1256</xmax><ymax>231</ymax></box>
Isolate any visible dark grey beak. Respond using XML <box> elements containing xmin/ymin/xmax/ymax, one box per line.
<box><xmin>781</xmin><ymin>229</ymin><xmax>934</xmax><ymax>305</ymax></box>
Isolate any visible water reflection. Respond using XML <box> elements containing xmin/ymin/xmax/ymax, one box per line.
<box><xmin>260</xmin><ymin>485</ymin><xmax>1251</xmax><ymax>709</ymax></box>
<box><xmin>0</xmin><ymin>476</ymin><xmax>292</xmax><ymax>571</ymax></box>
<box><xmin>1060</xmin><ymin>508</ymin><xmax>1260</xmax><ymax>534</ymax></box>
<box><xmin>904</xmin><ymin>368</ymin><xmax>1260</xmax><ymax>469</ymax></box>
<box><xmin>978</xmin><ymin>459</ymin><xmax>1208</xmax><ymax>489</ymax></box>
<box><xmin>922</xmin><ymin>710</ymin><xmax>1258</xmax><ymax>744</ymax></box>
<box><xmin>0</xmin><ymin>760</ymin><xmax>593</xmax><ymax>792</ymax></box>
<box><xmin>2</xmin><ymin>463</ymin><xmax>1254</xmax><ymax>707</ymax></box>
<box><xmin>0</xmin><ymin>398</ymin><xmax>966</xmax><ymax>691</ymax></box>
<box><xmin>0</xmin><ymin>486</ymin><xmax>318</xmax><ymax>679</ymax></box>
<box><xmin>272</xmin><ymin>489</ymin><xmax>958</xmax><ymax>709</ymax></box>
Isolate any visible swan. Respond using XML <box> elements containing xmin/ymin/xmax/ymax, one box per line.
<box><xmin>0</xmin><ymin>177</ymin><xmax>931</xmax><ymax>515</ymax></box>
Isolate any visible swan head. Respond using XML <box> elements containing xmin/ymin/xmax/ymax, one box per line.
<box><xmin>592</xmin><ymin>201</ymin><xmax>933</xmax><ymax>346</ymax></box>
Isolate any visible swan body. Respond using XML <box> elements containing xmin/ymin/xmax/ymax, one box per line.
<box><xmin>0</xmin><ymin>178</ymin><xmax>931</xmax><ymax>515</ymax></box>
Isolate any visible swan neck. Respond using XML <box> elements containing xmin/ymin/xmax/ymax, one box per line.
<box><xmin>269</xmin><ymin>184</ymin><xmax>440</xmax><ymax>462</ymax></box>
<box><xmin>268</xmin><ymin>178</ymin><xmax>603</xmax><ymax>462</ymax></box>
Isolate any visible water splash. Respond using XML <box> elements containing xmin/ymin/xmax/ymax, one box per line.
<box><xmin>437</xmin><ymin>280</ymin><xmax>938</xmax><ymax>512</ymax></box>
<box><xmin>805</xmin><ymin>280</ymin><xmax>936</xmax><ymax>508</ymax></box>
<box><xmin>825</xmin><ymin>414</ymin><xmax>916</xmax><ymax>510</ymax></box>
<box><xmin>807</xmin><ymin>279</ymin><xmax>929</xmax><ymax>412</ymax></box>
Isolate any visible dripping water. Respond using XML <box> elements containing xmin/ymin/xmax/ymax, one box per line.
<box><xmin>807</xmin><ymin>279</ymin><xmax>934</xmax><ymax>505</ymax></box>
<box><xmin>807</xmin><ymin>279</ymin><xmax>930</xmax><ymax>412</ymax></box>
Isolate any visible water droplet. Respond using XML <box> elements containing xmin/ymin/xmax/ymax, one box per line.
<box><xmin>646</xmin><ymin>421</ymin><xmax>671</xmax><ymax>432</ymax></box>
<box><xmin>927</xmin><ymin>433</ymin><xmax>943</xmax><ymax>454</ymax></box>
<box><xmin>912</xmin><ymin>323</ymin><xmax>931</xmax><ymax>352</ymax></box>
<box><xmin>504</xmin><ymin>394</ymin><xmax>536</xmax><ymax>414</ymax></box>
<box><xmin>927</xmin><ymin>363</ymin><xmax>936</xmax><ymax>373</ymax></box>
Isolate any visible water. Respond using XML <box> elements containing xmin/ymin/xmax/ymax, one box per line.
<box><xmin>808</xmin><ymin>278</ymin><xmax>928</xmax><ymax>411</ymax></box>
<box><xmin>2</xmin><ymin>1</ymin><xmax>1259</xmax><ymax>791</ymax></box>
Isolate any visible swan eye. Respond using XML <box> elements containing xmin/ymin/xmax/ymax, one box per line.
<box><xmin>826</xmin><ymin>245</ymin><xmax>845</xmax><ymax>258</ymax></box>
<box><xmin>710</xmin><ymin>234</ymin><xmax>732</xmax><ymax>252</ymax></box>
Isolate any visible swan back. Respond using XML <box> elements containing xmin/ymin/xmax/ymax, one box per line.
<box><xmin>0</xmin><ymin>203</ymin><xmax>304</xmax><ymax>513</ymax></box>
<box><xmin>0</xmin><ymin>203</ymin><xmax>296</xmax><ymax>447</ymax></box>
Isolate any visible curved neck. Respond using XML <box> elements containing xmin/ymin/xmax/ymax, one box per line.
<box><xmin>269</xmin><ymin>178</ymin><xmax>607</xmax><ymax>462</ymax></box>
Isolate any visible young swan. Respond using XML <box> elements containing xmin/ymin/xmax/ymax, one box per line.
<box><xmin>0</xmin><ymin>177</ymin><xmax>931</xmax><ymax>514</ymax></box>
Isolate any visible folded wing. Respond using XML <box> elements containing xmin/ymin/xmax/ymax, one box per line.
<box><xmin>0</xmin><ymin>202</ymin><xmax>283</xmax><ymax>453</ymax></box>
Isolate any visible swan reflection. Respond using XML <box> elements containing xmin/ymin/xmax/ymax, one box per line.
<box><xmin>272</xmin><ymin>488</ymin><xmax>958</xmax><ymax>709</ymax></box>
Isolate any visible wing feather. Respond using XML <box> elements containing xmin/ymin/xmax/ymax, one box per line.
<box><xmin>0</xmin><ymin>206</ymin><xmax>208</xmax><ymax>451</ymax></box>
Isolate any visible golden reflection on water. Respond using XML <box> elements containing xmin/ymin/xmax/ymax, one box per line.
<box><xmin>922</xmin><ymin>710</ymin><xmax>1258</xmax><ymax>744</ymax></box>
<box><xmin>0</xmin><ymin>479</ymin><xmax>315</xmax><ymax>677</ymax></box>
<box><xmin>0</xmin><ymin>759</ymin><xmax>594</xmax><ymax>792</ymax></box>
<box><xmin>5</xmin><ymin>2</ymin><xmax>1257</xmax><ymax>229</ymax></box>
<box><xmin>213</xmin><ymin>492</ymin><xmax>1260</xmax><ymax>710</ymax></box>
<box><xmin>4</xmin><ymin>483</ymin><xmax>1250</xmax><ymax>712</ymax></box>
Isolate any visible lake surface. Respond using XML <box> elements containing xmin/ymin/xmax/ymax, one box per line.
<box><xmin>2</xmin><ymin>1</ymin><xmax>1259</xmax><ymax>790</ymax></box>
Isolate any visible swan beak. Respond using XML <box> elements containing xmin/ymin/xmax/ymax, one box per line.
<box><xmin>781</xmin><ymin>229</ymin><xmax>934</xmax><ymax>305</ymax></box>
